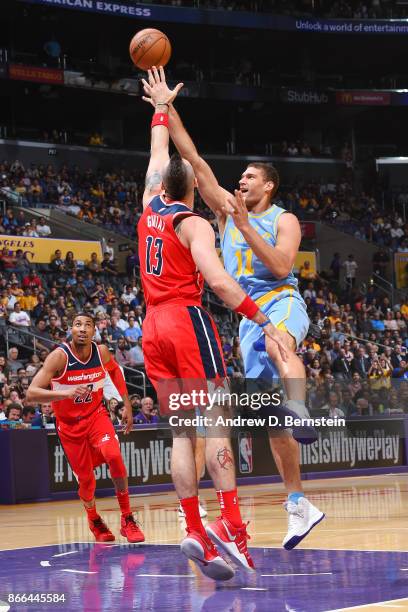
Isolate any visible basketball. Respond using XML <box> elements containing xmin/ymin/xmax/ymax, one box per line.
<box><xmin>129</xmin><ymin>28</ymin><xmax>171</xmax><ymax>70</ymax></box>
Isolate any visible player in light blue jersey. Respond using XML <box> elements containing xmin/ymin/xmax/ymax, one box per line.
<box><xmin>142</xmin><ymin>71</ymin><xmax>324</xmax><ymax>550</ymax></box>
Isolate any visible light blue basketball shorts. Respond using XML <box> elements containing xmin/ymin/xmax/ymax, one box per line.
<box><xmin>240</xmin><ymin>287</ymin><xmax>309</xmax><ymax>379</ymax></box>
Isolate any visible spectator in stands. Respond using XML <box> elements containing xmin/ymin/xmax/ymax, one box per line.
<box><xmin>18</xmin><ymin>287</ymin><xmax>37</xmax><ymax>313</ymax></box>
<box><xmin>134</xmin><ymin>396</ymin><xmax>159</xmax><ymax>425</ymax></box>
<box><xmin>372</xmin><ymin>247</ymin><xmax>390</xmax><ymax>278</ymax></box>
<box><xmin>65</xmin><ymin>251</ymin><xmax>77</xmax><ymax>273</ymax></box>
<box><xmin>50</xmin><ymin>249</ymin><xmax>65</xmax><ymax>274</ymax></box>
<box><xmin>12</xmin><ymin>250</ymin><xmax>30</xmax><ymax>278</ymax></box>
<box><xmin>126</xmin><ymin>248</ymin><xmax>139</xmax><ymax>278</ymax></box>
<box><xmin>36</xmin><ymin>216</ymin><xmax>51</xmax><ymax>236</ymax></box>
<box><xmin>22</xmin><ymin>406</ymin><xmax>36</xmax><ymax>425</ymax></box>
<box><xmin>101</xmin><ymin>252</ymin><xmax>118</xmax><ymax>279</ymax></box>
<box><xmin>5</xmin><ymin>403</ymin><xmax>22</xmax><ymax>422</ymax></box>
<box><xmin>332</xmin><ymin>348</ymin><xmax>352</xmax><ymax>380</ymax></box>
<box><xmin>115</xmin><ymin>337</ymin><xmax>132</xmax><ymax>367</ymax></box>
<box><xmin>34</xmin><ymin>402</ymin><xmax>55</xmax><ymax>428</ymax></box>
<box><xmin>22</xmin><ymin>269</ymin><xmax>42</xmax><ymax>290</ymax></box>
<box><xmin>26</xmin><ymin>354</ymin><xmax>41</xmax><ymax>377</ymax></box>
<box><xmin>351</xmin><ymin>346</ymin><xmax>371</xmax><ymax>378</ymax></box>
<box><xmin>87</xmin><ymin>252</ymin><xmax>101</xmax><ymax>275</ymax></box>
<box><xmin>343</xmin><ymin>254</ymin><xmax>358</xmax><ymax>290</ymax></box>
<box><xmin>9</xmin><ymin>302</ymin><xmax>30</xmax><ymax>327</ymax></box>
<box><xmin>124</xmin><ymin>316</ymin><xmax>142</xmax><ymax>346</ymax></box>
<box><xmin>129</xmin><ymin>337</ymin><xmax>144</xmax><ymax>366</ymax></box>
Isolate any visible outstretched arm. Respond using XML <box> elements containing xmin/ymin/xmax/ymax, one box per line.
<box><xmin>99</xmin><ymin>344</ymin><xmax>133</xmax><ymax>434</ymax></box>
<box><xmin>179</xmin><ymin>215</ymin><xmax>288</xmax><ymax>360</ymax></box>
<box><xmin>142</xmin><ymin>67</ymin><xmax>183</xmax><ymax>208</ymax></box>
<box><xmin>168</xmin><ymin>105</ymin><xmax>230</xmax><ymax>220</ymax></box>
<box><xmin>142</xmin><ymin>68</ymin><xmax>230</xmax><ymax>220</ymax></box>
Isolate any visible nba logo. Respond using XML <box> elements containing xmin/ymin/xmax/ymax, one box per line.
<box><xmin>239</xmin><ymin>432</ymin><xmax>253</xmax><ymax>474</ymax></box>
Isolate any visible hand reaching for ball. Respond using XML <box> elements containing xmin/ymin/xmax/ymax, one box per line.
<box><xmin>142</xmin><ymin>66</ymin><xmax>183</xmax><ymax>108</ymax></box>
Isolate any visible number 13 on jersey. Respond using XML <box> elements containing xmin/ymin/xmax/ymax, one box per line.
<box><xmin>146</xmin><ymin>236</ymin><xmax>164</xmax><ymax>276</ymax></box>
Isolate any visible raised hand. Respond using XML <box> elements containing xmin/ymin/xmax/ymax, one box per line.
<box><xmin>141</xmin><ymin>66</ymin><xmax>183</xmax><ymax>107</ymax></box>
<box><xmin>221</xmin><ymin>189</ymin><xmax>249</xmax><ymax>231</ymax></box>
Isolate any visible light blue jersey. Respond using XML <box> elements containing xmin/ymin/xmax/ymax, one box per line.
<box><xmin>222</xmin><ymin>205</ymin><xmax>298</xmax><ymax>301</ymax></box>
<box><xmin>221</xmin><ymin>205</ymin><xmax>309</xmax><ymax>379</ymax></box>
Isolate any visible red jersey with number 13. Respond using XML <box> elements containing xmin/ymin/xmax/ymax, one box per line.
<box><xmin>138</xmin><ymin>195</ymin><xmax>204</xmax><ymax>307</ymax></box>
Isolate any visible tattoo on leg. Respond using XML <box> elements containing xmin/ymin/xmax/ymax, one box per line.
<box><xmin>216</xmin><ymin>447</ymin><xmax>234</xmax><ymax>470</ymax></box>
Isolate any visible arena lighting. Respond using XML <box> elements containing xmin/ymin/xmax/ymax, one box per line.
<box><xmin>376</xmin><ymin>156</ymin><xmax>408</xmax><ymax>168</ymax></box>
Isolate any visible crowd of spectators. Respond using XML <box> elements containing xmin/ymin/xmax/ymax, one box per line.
<box><xmin>279</xmin><ymin>177</ymin><xmax>408</xmax><ymax>256</ymax></box>
<box><xmin>1</xmin><ymin>237</ymin><xmax>407</xmax><ymax>427</ymax></box>
<box><xmin>297</xmin><ymin>260</ymin><xmax>408</xmax><ymax>416</ymax></box>
<box><xmin>1</xmin><ymin>155</ymin><xmax>408</xmax><ymax>426</ymax></box>
<box><xmin>3</xmin><ymin>157</ymin><xmax>408</xmax><ymax>260</ymax></box>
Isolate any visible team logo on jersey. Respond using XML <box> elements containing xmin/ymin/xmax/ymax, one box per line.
<box><xmin>67</xmin><ymin>371</ymin><xmax>102</xmax><ymax>383</ymax></box>
<box><xmin>238</xmin><ymin>432</ymin><xmax>253</xmax><ymax>474</ymax></box>
<box><xmin>101</xmin><ymin>434</ymin><xmax>111</xmax><ymax>443</ymax></box>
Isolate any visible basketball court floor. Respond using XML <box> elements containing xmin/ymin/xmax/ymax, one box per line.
<box><xmin>1</xmin><ymin>473</ymin><xmax>407</xmax><ymax>611</ymax></box>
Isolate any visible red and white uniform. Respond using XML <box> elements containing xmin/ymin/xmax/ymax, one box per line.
<box><xmin>51</xmin><ymin>341</ymin><xmax>106</xmax><ymax>422</ymax></box>
<box><xmin>138</xmin><ymin>195</ymin><xmax>226</xmax><ymax>403</ymax></box>
<box><xmin>51</xmin><ymin>342</ymin><xmax>125</xmax><ymax>493</ymax></box>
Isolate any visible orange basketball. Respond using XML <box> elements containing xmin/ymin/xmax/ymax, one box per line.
<box><xmin>129</xmin><ymin>28</ymin><xmax>171</xmax><ymax>70</ymax></box>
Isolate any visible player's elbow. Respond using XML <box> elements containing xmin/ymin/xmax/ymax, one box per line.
<box><xmin>207</xmin><ymin>276</ymin><xmax>229</xmax><ymax>296</ymax></box>
<box><xmin>26</xmin><ymin>388</ymin><xmax>35</xmax><ymax>402</ymax></box>
<box><xmin>269</xmin><ymin>256</ymin><xmax>293</xmax><ymax>279</ymax></box>
<box><xmin>274</xmin><ymin>267</ymin><xmax>291</xmax><ymax>280</ymax></box>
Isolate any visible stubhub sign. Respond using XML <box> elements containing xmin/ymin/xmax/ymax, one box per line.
<box><xmin>281</xmin><ymin>88</ymin><xmax>330</xmax><ymax>104</ymax></box>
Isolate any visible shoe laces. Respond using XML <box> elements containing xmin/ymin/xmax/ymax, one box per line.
<box><xmin>93</xmin><ymin>517</ymin><xmax>110</xmax><ymax>533</ymax></box>
<box><xmin>284</xmin><ymin>501</ymin><xmax>305</xmax><ymax>527</ymax></box>
<box><xmin>236</xmin><ymin>522</ymin><xmax>251</xmax><ymax>553</ymax></box>
<box><xmin>124</xmin><ymin>514</ymin><xmax>141</xmax><ymax>530</ymax></box>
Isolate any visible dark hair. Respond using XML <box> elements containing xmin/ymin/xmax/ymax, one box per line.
<box><xmin>23</xmin><ymin>406</ymin><xmax>36</xmax><ymax>417</ymax></box>
<box><xmin>72</xmin><ymin>312</ymin><xmax>95</xmax><ymax>326</ymax></box>
<box><xmin>6</xmin><ymin>403</ymin><xmax>22</xmax><ymax>418</ymax></box>
<box><xmin>162</xmin><ymin>152</ymin><xmax>189</xmax><ymax>201</ymax></box>
<box><xmin>247</xmin><ymin>162</ymin><xmax>280</xmax><ymax>198</ymax></box>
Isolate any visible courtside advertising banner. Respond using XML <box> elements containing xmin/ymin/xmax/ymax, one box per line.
<box><xmin>47</xmin><ymin>417</ymin><xmax>406</xmax><ymax>493</ymax></box>
<box><xmin>0</xmin><ymin>236</ymin><xmax>102</xmax><ymax>263</ymax></box>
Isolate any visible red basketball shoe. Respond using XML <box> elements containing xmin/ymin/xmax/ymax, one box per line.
<box><xmin>120</xmin><ymin>514</ymin><xmax>145</xmax><ymax>543</ymax></box>
<box><xmin>180</xmin><ymin>530</ymin><xmax>235</xmax><ymax>581</ymax></box>
<box><xmin>89</xmin><ymin>516</ymin><xmax>115</xmax><ymax>542</ymax></box>
<box><xmin>206</xmin><ymin>517</ymin><xmax>255</xmax><ymax>571</ymax></box>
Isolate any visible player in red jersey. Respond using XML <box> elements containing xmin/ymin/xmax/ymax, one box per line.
<box><xmin>139</xmin><ymin>67</ymin><xmax>288</xmax><ymax>580</ymax></box>
<box><xmin>27</xmin><ymin>313</ymin><xmax>145</xmax><ymax>544</ymax></box>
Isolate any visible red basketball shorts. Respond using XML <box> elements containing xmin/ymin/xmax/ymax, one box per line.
<box><xmin>56</xmin><ymin>406</ymin><xmax>120</xmax><ymax>481</ymax></box>
<box><xmin>142</xmin><ymin>304</ymin><xmax>227</xmax><ymax>413</ymax></box>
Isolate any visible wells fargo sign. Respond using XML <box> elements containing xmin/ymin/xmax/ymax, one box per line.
<box><xmin>9</xmin><ymin>64</ymin><xmax>64</xmax><ymax>85</ymax></box>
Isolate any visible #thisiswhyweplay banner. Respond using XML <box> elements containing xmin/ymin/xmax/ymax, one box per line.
<box><xmin>48</xmin><ymin>417</ymin><xmax>406</xmax><ymax>493</ymax></box>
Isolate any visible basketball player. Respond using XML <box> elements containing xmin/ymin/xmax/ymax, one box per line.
<box><xmin>139</xmin><ymin>66</ymin><xmax>288</xmax><ymax>579</ymax></box>
<box><xmin>142</xmin><ymin>69</ymin><xmax>325</xmax><ymax>550</ymax></box>
<box><xmin>27</xmin><ymin>313</ymin><xmax>145</xmax><ymax>544</ymax></box>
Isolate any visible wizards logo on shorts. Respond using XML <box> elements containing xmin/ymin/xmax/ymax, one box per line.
<box><xmin>238</xmin><ymin>432</ymin><xmax>253</xmax><ymax>474</ymax></box>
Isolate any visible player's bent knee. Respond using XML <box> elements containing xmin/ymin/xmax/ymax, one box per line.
<box><xmin>107</xmin><ymin>453</ymin><xmax>127</xmax><ymax>479</ymax></box>
<box><xmin>99</xmin><ymin>438</ymin><xmax>127</xmax><ymax>478</ymax></box>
